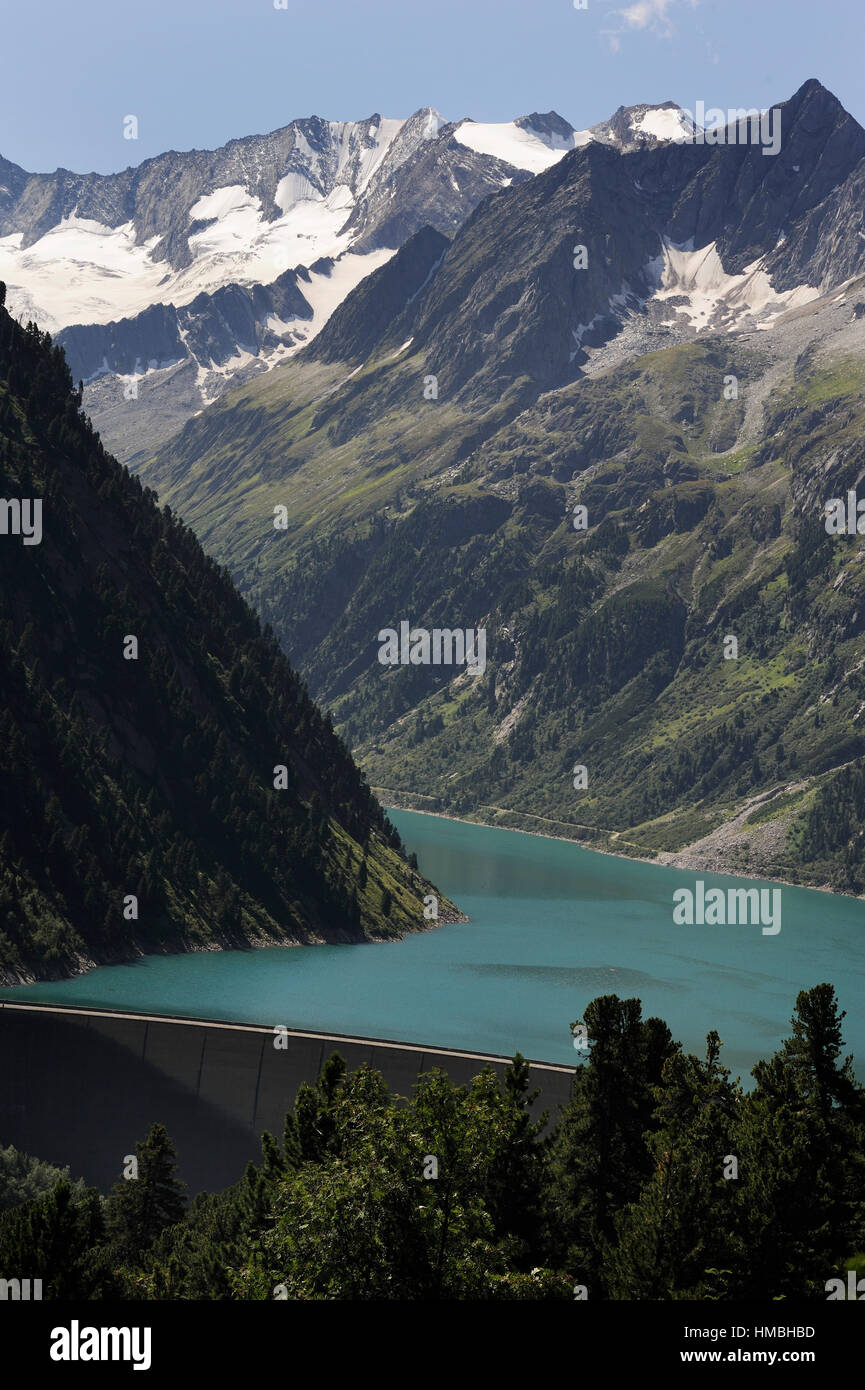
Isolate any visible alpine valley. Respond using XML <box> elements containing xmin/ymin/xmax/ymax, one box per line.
<box><xmin>9</xmin><ymin>78</ymin><xmax>865</xmax><ymax>897</ymax></box>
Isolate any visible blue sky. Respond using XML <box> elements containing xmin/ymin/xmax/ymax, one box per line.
<box><xmin>2</xmin><ymin>0</ymin><xmax>863</xmax><ymax>173</ymax></box>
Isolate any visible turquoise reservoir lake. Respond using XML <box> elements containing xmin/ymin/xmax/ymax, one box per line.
<box><xmin>2</xmin><ymin>809</ymin><xmax>864</xmax><ymax>1082</ymax></box>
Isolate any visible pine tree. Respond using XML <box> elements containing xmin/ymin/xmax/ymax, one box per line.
<box><xmin>610</xmin><ymin>1031</ymin><xmax>741</xmax><ymax>1299</ymax></box>
<box><xmin>295</xmin><ymin>1053</ymin><xmax>347</xmax><ymax>1162</ymax></box>
<box><xmin>483</xmin><ymin>1053</ymin><xmax>549</xmax><ymax>1264</ymax></box>
<box><xmin>549</xmin><ymin>995</ymin><xmax>677</xmax><ymax>1292</ymax></box>
<box><xmin>105</xmin><ymin>1123</ymin><xmax>186</xmax><ymax>1258</ymax></box>
<box><xmin>0</xmin><ymin>1178</ymin><xmax>116</xmax><ymax>1299</ymax></box>
<box><xmin>731</xmin><ymin>984</ymin><xmax>865</xmax><ymax>1297</ymax></box>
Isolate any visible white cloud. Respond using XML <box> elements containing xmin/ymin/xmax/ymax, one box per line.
<box><xmin>606</xmin><ymin>0</ymin><xmax>699</xmax><ymax>47</ymax></box>
<box><xmin>621</xmin><ymin>0</ymin><xmax>674</xmax><ymax>30</ymax></box>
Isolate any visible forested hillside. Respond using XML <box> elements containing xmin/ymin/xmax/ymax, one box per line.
<box><xmin>0</xmin><ymin>286</ymin><xmax>451</xmax><ymax>982</ymax></box>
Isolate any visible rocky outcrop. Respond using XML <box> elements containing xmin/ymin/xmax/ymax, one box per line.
<box><xmin>57</xmin><ymin>266</ymin><xmax>315</xmax><ymax>382</ymax></box>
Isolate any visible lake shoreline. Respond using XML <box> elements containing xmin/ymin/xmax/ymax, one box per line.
<box><xmin>383</xmin><ymin>797</ymin><xmax>865</xmax><ymax>903</ymax></box>
<box><xmin>0</xmin><ymin>907</ymin><xmax>463</xmax><ymax>990</ymax></box>
<box><xmin>5</xmin><ymin>805</ymin><xmax>864</xmax><ymax>1083</ymax></box>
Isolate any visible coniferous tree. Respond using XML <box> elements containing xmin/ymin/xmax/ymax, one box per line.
<box><xmin>549</xmin><ymin>995</ymin><xmax>678</xmax><ymax>1292</ymax></box>
<box><xmin>610</xmin><ymin>1031</ymin><xmax>741</xmax><ymax>1299</ymax></box>
<box><xmin>732</xmin><ymin>984</ymin><xmax>865</xmax><ymax>1298</ymax></box>
<box><xmin>105</xmin><ymin>1123</ymin><xmax>186</xmax><ymax>1259</ymax></box>
<box><xmin>0</xmin><ymin>1178</ymin><xmax>117</xmax><ymax>1299</ymax></box>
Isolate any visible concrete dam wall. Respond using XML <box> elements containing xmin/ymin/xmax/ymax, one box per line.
<box><xmin>0</xmin><ymin>1003</ymin><xmax>575</xmax><ymax>1195</ymax></box>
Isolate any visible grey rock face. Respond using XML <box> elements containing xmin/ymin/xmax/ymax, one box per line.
<box><xmin>57</xmin><ymin>266</ymin><xmax>314</xmax><ymax>381</ymax></box>
<box><xmin>0</xmin><ymin>112</ymin><xmax>440</xmax><ymax>267</ymax></box>
<box><xmin>0</xmin><ymin>107</ymin><xmax>474</xmax><ymax>280</ymax></box>
<box><xmin>664</xmin><ymin>79</ymin><xmax>865</xmax><ymax>275</ymax></box>
<box><xmin>3</xmin><ymin>103</ymin><xmax>545</xmax><ymax>456</ymax></box>
<box><xmin>516</xmin><ymin>112</ymin><xmax>579</xmax><ymax>144</ymax></box>
<box><xmin>309</xmin><ymin>226</ymin><xmax>451</xmax><ymax>365</ymax></box>
<box><xmin>13</xmin><ymin>80</ymin><xmax>861</xmax><ymax>468</ymax></box>
<box><xmin>345</xmin><ymin>122</ymin><xmax>532</xmax><ymax>252</ymax></box>
<box><xmin>379</xmin><ymin>81</ymin><xmax>865</xmax><ymax>402</ymax></box>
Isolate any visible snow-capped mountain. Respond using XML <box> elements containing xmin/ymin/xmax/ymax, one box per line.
<box><xmin>0</xmin><ymin>109</ymin><xmax>450</xmax><ymax>332</ymax></box>
<box><xmin>0</xmin><ymin>101</ymin><xmax>700</xmax><ymax>333</ymax></box>
<box><xmin>295</xmin><ymin>80</ymin><xmax>863</xmax><ymax>411</ymax></box>
<box><xmin>450</xmin><ymin>102</ymin><xmax>698</xmax><ymax>170</ymax></box>
<box><xmin>0</xmin><ymin>98</ymin><xmax>726</xmax><ymax>461</ymax></box>
<box><xmin>586</xmin><ymin>101</ymin><xmax>698</xmax><ymax>151</ymax></box>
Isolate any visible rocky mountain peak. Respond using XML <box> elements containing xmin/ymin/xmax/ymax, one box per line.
<box><xmin>591</xmin><ymin>102</ymin><xmax>696</xmax><ymax>151</ymax></box>
<box><xmin>515</xmin><ymin>112</ymin><xmax>577</xmax><ymax>145</ymax></box>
